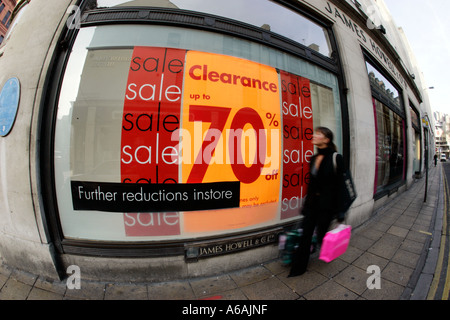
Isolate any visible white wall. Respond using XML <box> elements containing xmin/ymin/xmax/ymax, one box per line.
<box><xmin>0</xmin><ymin>0</ymin><xmax>76</xmax><ymax>279</ymax></box>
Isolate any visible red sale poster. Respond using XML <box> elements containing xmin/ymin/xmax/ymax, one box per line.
<box><xmin>121</xmin><ymin>47</ymin><xmax>186</xmax><ymax>236</ymax></box>
<box><xmin>280</xmin><ymin>71</ymin><xmax>314</xmax><ymax>220</ymax></box>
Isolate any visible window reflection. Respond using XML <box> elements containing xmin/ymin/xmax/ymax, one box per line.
<box><xmin>366</xmin><ymin>60</ymin><xmax>405</xmax><ymax>195</ymax></box>
<box><xmin>95</xmin><ymin>0</ymin><xmax>332</xmax><ymax>57</ymax></box>
<box><xmin>366</xmin><ymin>62</ymin><xmax>400</xmax><ymax>108</ymax></box>
<box><xmin>374</xmin><ymin>99</ymin><xmax>405</xmax><ymax>194</ymax></box>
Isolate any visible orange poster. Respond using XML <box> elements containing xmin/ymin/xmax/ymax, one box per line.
<box><xmin>181</xmin><ymin>51</ymin><xmax>281</xmax><ymax>232</ymax></box>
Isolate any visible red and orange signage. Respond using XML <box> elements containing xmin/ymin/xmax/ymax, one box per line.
<box><xmin>112</xmin><ymin>47</ymin><xmax>314</xmax><ymax>236</ymax></box>
<box><xmin>121</xmin><ymin>47</ymin><xmax>185</xmax><ymax>236</ymax></box>
<box><xmin>280</xmin><ymin>70</ymin><xmax>314</xmax><ymax>219</ymax></box>
<box><xmin>181</xmin><ymin>51</ymin><xmax>281</xmax><ymax>232</ymax></box>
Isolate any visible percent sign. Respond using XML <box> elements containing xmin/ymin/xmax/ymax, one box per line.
<box><xmin>266</xmin><ymin>113</ymin><xmax>279</xmax><ymax>127</ymax></box>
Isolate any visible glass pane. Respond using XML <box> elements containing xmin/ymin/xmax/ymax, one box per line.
<box><xmin>310</xmin><ymin>82</ymin><xmax>342</xmax><ymax>152</ymax></box>
<box><xmin>366</xmin><ymin>61</ymin><xmax>400</xmax><ymax>108</ymax></box>
<box><xmin>54</xmin><ymin>26</ymin><xmax>341</xmax><ymax>241</ymax></box>
<box><xmin>96</xmin><ymin>0</ymin><xmax>332</xmax><ymax>57</ymax></box>
<box><xmin>413</xmin><ymin>132</ymin><xmax>421</xmax><ymax>172</ymax></box>
<box><xmin>374</xmin><ymin>99</ymin><xmax>405</xmax><ymax>194</ymax></box>
<box><xmin>410</xmin><ymin>106</ymin><xmax>420</xmax><ymax>128</ymax></box>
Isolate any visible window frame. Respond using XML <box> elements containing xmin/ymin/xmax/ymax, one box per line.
<box><xmin>1</xmin><ymin>10</ymin><xmax>10</xmax><ymax>25</ymax></box>
<box><xmin>364</xmin><ymin>52</ymin><xmax>407</xmax><ymax>199</ymax></box>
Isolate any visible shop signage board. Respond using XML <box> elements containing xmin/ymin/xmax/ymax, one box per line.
<box><xmin>186</xmin><ymin>230</ymin><xmax>280</xmax><ymax>260</ymax></box>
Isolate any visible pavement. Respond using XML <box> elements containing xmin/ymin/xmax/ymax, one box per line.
<box><xmin>0</xmin><ymin>164</ymin><xmax>447</xmax><ymax>301</ymax></box>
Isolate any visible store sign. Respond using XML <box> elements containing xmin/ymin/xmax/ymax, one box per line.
<box><xmin>186</xmin><ymin>231</ymin><xmax>279</xmax><ymax>259</ymax></box>
<box><xmin>324</xmin><ymin>1</ymin><xmax>407</xmax><ymax>89</ymax></box>
<box><xmin>71</xmin><ymin>47</ymin><xmax>314</xmax><ymax>237</ymax></box>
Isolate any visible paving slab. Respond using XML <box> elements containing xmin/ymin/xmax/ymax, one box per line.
<box><xmin>189</xmin><ymin>275</ymin><xmax>237</xmax><ymax>299</ymax></box>
<box><xmin>147</xmin><ymin>281</ymin><xmax>196</xmax><ymax>300</ymax></box>
<box><xmin>0</xmin><ymin>273</ymin><xmax>8</xmax><ymax>289</ymax></box>
<box><xmin>387</xmin><ymin>225</ymin><xmax>410</xmax><ymax>238</ymax></box>
<box><xmin>27</xmin><ymin>287</ymin><xmax>64</xmax><ymax>300</ymax></box>
<box><xmin>229</xmin><ymin>266</ymin><xmax>272</xmax><ymax>287</ymax></box>
<box><xmin>333</xmin><ymin>265</ymin><xmax>370</xmax><ymax>295</ymax></box>
<box><xmin>303</xmin><ymin>279</ymin><xmax>358</xmax><ymax>300</ymax></box>
<box><xmin>34</xmin><ymin>276</ymin><xmax>67</xmax><ymax>295</ymax></box>
<box><xmin>280</xmin><ymin>270</ymin><xmax>328</xmax><ymax>296</ymax></box>
<box><xmin>350</xmin><ymin>234</ymin><xmax>376</xmax><ymax>251</ymax></box>
<box><xmin>104</xmin><ymin>283</ymin><xmax>148</xmax><ymax>300</ymax></box>
<box><xmin>361</xmin><ymin>278</ymin><xmax>405</xmax><ymax>300</ymax></box>
<box><xmin>368</xmin><ymin>234</ymin><xmax>403</xmax><ymax>259</ymax></box>
<box><xmin>63</xmin><ymin>281</ymin><xmax>106</xmax><ymax>300</ymax></box>
<box><xmin>239</xmin><ymin>276</ymin><xmax>298</xmax><ymax>300</ymax></box>
<box><xmin>382</xmin><ymin>262</ymin><xmax>414</xmax><ymax>287</ymax></box>
<box><xmin>391</xmin><ymin>249</ymin><xmax>421</xmax><ymax>269</ymax></box>
<box><xmin>400</xmin><ymin>239</ymin><xmax>425</xmax><ymax>255</ymax></box>
<box><xmin>352</xmin><ymin>251</ymin><xmax>389</xmax><ymax>271</ymax></box>
<box><xmin>0</xmin><ymin>278</ymin><xmax>32</xmax><ymax>300</ymax></box>
<box><xmin>309</xmin><ymin>257</ymin><xmax>348</xmax><ymax>278</ymax></box>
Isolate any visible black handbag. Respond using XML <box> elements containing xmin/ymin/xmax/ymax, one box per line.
<box><xmin>333</xmin><ymin>153</ymin><xmax>357</xmax><ymax>214</ymax></box>
<box><xmin>341</xmin><ymin>169</ymin><xmax>357</xmax><ymax>212</ymax></box>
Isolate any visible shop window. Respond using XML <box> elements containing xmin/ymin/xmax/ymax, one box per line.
<box><xmin>52</xmin><ymin>23</ymin><xmax>342</xmax><ymax>242</ymax></box>
<box><xmin>366</xmin><ymin>61</ymin><xmax>405</xmax><ymax>196</ymax></box>
<box><xmin>373</xmin><ymin>99</ymin><xmax>405</xmax><ymax>193</ymax></box>
<box><xmin>410</xmin><ymin>105</ymin><xmax>421</xmax><ymax>174</ymax></box>
<box><xmin>51</xmin><ymin>0</ymin><xmax>342</xmax><ymax>245</ymax></box>
<box><xmin>311</xmin><ymin>82</ymin><xmax>340</xmax><ymax>138</ymax></box>
<box><xmin>53</xmin><ymin>24</ymin><xmax>342</xmax><ymax>242</ymax></box>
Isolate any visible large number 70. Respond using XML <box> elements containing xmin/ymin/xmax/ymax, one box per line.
<box><xmin>186</xmin><ymin>105</ymin><xmax>268</xmax><ymax>184</ymax></box>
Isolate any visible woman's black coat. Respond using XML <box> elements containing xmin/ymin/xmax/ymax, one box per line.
<box><xmin>302</xmin><ymin>147</ymin><xmax>346</xmax><ymax>222</ymax></box>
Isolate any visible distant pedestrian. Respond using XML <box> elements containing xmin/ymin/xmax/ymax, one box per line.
<box><xmin>288</xmin><ymin>127</ymin><xmax>346</xmax><ymax>277</ymax></box>
<box><xmin>434</xmin><ymin>154</ymin><xmax>438</xmax><ymax>167</ymax></box>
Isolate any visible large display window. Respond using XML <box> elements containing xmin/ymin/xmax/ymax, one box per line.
<box><xmin>410</xmin><ymin>105</ymin><xmax>421</xmax><ymax>175</ymax></box>
<box><xmin>49</xmin><ymin>3</ymin><xmax>343</xmax><ymax>246</ymax></box>
<box><xmin>373</xmin><ymin>99</ymin><xmax>405</xmax><ymax>193</ymax></box>
<box><xmin>367</xmin><ymin>61</ymin><xmax>405</xmax><ymax>196</ymax></box>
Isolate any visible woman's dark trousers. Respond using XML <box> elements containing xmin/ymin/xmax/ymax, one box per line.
<box><xmin>289</xmin><ymin>209</ymin><xmax>333</xmax><ymax>277</ymax></box>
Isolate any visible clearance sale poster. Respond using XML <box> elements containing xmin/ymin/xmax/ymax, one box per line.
<box><xmin>181</xmin><ymin>50</ymin><xmax>281</xmax><ymax>233</ymax></box>
<box><xmin>72</xmin><ymin>46</ymin><xmax>313</xmax><ymax>237</ymax></box>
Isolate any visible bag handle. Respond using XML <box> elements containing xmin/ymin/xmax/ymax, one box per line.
<box><xmin>332</xmin><ymin>152</ymin><xmax>337</xmax><ymax>173</ymax></box>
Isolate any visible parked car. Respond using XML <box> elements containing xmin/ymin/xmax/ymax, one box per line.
<box><xmin>441</xmin><ymin>154</ymin><xmax>447</xmax><ymax>162</ymax></box>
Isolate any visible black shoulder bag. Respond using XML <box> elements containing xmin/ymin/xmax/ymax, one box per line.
<box><xmin>333</xmin><ymin>153</ymin><xmax>357</xmax><ymax>214</ymax></box>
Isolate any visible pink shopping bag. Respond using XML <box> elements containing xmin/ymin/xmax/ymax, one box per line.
<box><xmin>319</xmin><ymin>224</ymin><xmax>351</xmax><ymax>263</ymax></box>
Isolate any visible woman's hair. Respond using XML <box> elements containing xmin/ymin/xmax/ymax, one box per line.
<box><xmin>315</xmin><ymin>126</ymin><xmax>337</xmax><ymax>152</ymax></box>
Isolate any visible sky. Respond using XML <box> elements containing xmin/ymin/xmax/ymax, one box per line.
<box><xmin>383</xmin><ymin>0</ymin><xmax>450</xmax><ymax>114</ymax></box>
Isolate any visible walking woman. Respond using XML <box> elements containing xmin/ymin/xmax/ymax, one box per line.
<box><xmin>289</xmin><ymin>127</ymin><xmax>346</xmax><ymax>277</ymax></box>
